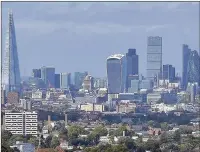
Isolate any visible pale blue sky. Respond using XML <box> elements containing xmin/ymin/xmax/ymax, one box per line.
<box><xmin>2</xmin><ymin>2</ymin><xmax>199</xmax><ymax>77</ymax></box>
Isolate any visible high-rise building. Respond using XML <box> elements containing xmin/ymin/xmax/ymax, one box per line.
<box><xmin>41</xmin><ymin>66</ymin><xmax>55</xmax><ymax>88</ymax></box>
<box><xmin>182</xmin><ymin>44</ymin><xmax>191</xmax><ymax>90</ymax></box>
<box><xmin>5</xmin><ymin>111</ymin><xmax>38</xmax><ymax>136</ymax></box>
<box><xmin>55</xmin><ymin>74</ymin><xmax>60</xmax><ymax>88</ymax></box>
<box><xmin>2</xmin><ymin>10</ymin><xmax>21</xmax><ymax>93</ymax></box>
<box><xmin>187</xmin><ymin>50</ymin><xmax>200</xmax><ymax>84</ymax></box>
<box><xmin>107</xmin><ymin>54</ymin><xmax>127</xmax><ymax>94</ymax></box>
<box><xmin>60</xmin><ymin>73</ymin><xmax>71</xmax><ymax>89</ymax></box>
<box><xmin>74</xmin><ymin>72</ymin><xmax>88</xmax><ymax>89</ymax></box>
<box><xmin>162</xmin><ymin>64</ymin><xmax>175</xmax><ymax>82</ymax></box>
<box><xmin>32</xmin><ymin>69</ymin><xmax>41</xmax><ymax>78</ymax></box>
<box><xmin>146</xmin><ymin>36</ymin><xmax>162</xmax><ymax>80</ymax></box>
<box><xmin>126</xmin><ymin>48</ymin><xmax>139</xmax><ymax>76</ymax></box>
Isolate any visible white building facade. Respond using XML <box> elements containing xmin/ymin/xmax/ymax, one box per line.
<box><xmin>5</xmin><ymin>111</ymin><xmax>38</xmax><ymax>136</ymax></box>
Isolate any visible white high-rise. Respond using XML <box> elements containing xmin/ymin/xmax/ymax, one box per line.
<box><xmin>5</xmin><ymin>111</ymin><xmax>38</xmax><ymax>136</ymax></box>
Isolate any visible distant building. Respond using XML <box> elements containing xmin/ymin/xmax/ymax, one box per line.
<box><xmin>7</xmin><ymin>92</ymin><xmax>19</xmax><ymax>104</ymax></box>
<box><xmin>74</xmin><ymin>72</ymin><xmax>88</xmax><ymax>89</ymax></box>
<box><xmin>107</xmin><ymin>54</ymin><xmax>127</xmax><ymax>94</ymax></box>
<box><xmin>116</xmin><ymin>102</ymin><xmax>136</xmax><ymax>113</ymax></box>
<box><xmin>126</xmin><ymin>49</ymin><xmax>139</xmax><ymax>89</ymax></box>
<box><xmin>82</xmin><ymin>75</ymin><xmax>94</xmax><ymax>91</ymax></box>
<box><xmin>5</xmin><ymin>111</ymin><xmax>38</xmax><ymax>136</ymax></box>
<box><xmin>32</xmin><ymin>69</ymin><xmax>41</xmax><ymax>78</ymax></box>
<box><xmin>162</xmin><ymin>64</ymin><xmax>175</xmax><ymax>82</ymax></box>
<box><xmin>187</xmin><ymin>50</ymin><xmax>200</xmax><ymax>84</ymax></box>
<box><xmin>60</xmin><ymin>73</ymin><xmax>71</xmax><ymax>89</ymax></box>
<box><xmin>80</xmin><ymin>103</ymin><xmax>105</xmax><ymax>112</ymax></box>
<box><xmin>128</xmin><ymin>80</ymin><xmax>140</xmax><ymax>93</ymax></box>
<box><xmin>41</xmin><ymin>66</ymin><xmax>55</xmax><ymax>88</ymax></box>
<box><xmin>140</xmin><ymin>80</ymin><xmax>153</xmax><ymax>90</ymax></box>
<box><xmin>182</xmin><ymin>44</ymin><xmax>191</xmax><ymax>90</ymax></box>
<box><xmin>127</xmin><ymin>75</ymin><xmax>139</xmax><ymax>89</ymax></box>
<box><xmin>55</xmin><ymin>74</ymin><xmax>60</xmax><ymax>88</ymax></box>
<box><xmin>32</xmin><ymin>90</ymin><xmax>43</xmax><ymax>99</ymax></box>
<box><xmin>94</xmin><ymin>78</ymin><xmax>107</xmax><ymax>88</ymax></box>
<box><xmin>187</xmin><ymin>82</ymin><xmax>198</xmax><ymax>102</ymax></box>
<box><xmin>146</xmin><ymin>36</ymin><xmax>162</xmax><ymax>80</ymax></box>
<box><xmin>1</xmin><ymin>88</ymin><xmax>6</xmax><ymax>105</ymax></box>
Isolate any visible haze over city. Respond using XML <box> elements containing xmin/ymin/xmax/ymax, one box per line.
<box><xmin>2</xmin><ymin>2</ymin><xmax>199</xmax><ymax>77</ymax></box>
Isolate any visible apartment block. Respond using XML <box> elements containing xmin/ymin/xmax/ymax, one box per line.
<box><xmin>5</xmin><ymin>111</ymin><xmax>38</xmax><ymax>136</ymax></box>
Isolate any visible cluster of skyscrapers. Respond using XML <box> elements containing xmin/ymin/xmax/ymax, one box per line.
<box><xmin>1</xmin><ymin>10</ymin><xmax>200</xmax><ymax>97</ymax></box>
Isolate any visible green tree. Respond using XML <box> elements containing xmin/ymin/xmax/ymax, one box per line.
<box><xmin>160</xmin><ymin>122</ymin><xmax>168</xmax><ymax>131</ymax></box>
<box><xmin>45</xmin><ymin>135</ymin><xmax>53</xmax><ymax>148</ymax></box>
<box><xmin>50</xmin><ymin>136</ymin><xmax>60</xmax><ymax>148</ymax></box>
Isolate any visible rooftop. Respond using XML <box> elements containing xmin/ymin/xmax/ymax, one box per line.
<box><xmin>107</xmin><ymin>54</ymin><xmax>125</xmax><ymax>60</ymax></box>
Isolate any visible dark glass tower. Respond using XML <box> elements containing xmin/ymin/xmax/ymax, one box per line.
<box><xmin>126</xmin><ymin>48</ymin><xmax>139</xmax><ymax>76</ymax></box>
<box><xmin>2</xmin><ymin>10</ymin><xmax>21</xmax><ymax>93</ymax></box>
<box><xmin>162</xmin><ymin>64</ymin><xmax>175</xmax><ymax>82</ymax></box>
<box><xmin>187</xmin><ymin>50</ymin><xmax>200</xmax><ymax>84</ymax></box>
<box><xmin>182</xmin><ymin>44</ymin><xmax>191</xmax><ymax>90</ymax></box>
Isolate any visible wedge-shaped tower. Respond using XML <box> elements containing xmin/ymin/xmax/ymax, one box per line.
<box><xmin>2</xmin><ymin>10</ymin><xmax>21</xmax><ymax>92</ymax></box>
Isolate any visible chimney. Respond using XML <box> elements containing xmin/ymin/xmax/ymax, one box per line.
<box><xmin>48</xmin><ymin>115</ymin><xmax>51</xmax><ymax>130</ymax></box>
<box><xmin>2</xmin><ymin>114</ymin><xmax>5</xmax><ymax>130</ymax></box>
<box><xmin>123</xmin><ymin>131</ymin><xmax>126</xmax><ymax>137</ymax></box>
<box><xmin>65</xmin><ymin>114</ymin><xmax>68</xmax><ymax>127</ymax></box>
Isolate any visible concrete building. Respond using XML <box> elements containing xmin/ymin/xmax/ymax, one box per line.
<box><xmin>82</xmin><ymin>75</ymin><xmax>94</xmax><ymax>91</ymax></box>
<box><xmin>80</xmin><ymin>103</ymin><xmax>105</xmax><ymax>112</ymax></box>
<box><xmin>32</xmin><ymin>90</ymin><xmax>43</xmax><ymax>99</ymax></box>
<box><xmin>5</xmin><ymin>111</ymin><xmax>38</xmax><ymax>136</ymax></box>
<box><xmin>116</xmin><ymin>102</ymin><xmax>136</xmax><ymax>113</ymax></box>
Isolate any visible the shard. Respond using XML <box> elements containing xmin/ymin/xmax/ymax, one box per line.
<box><xmin>2</xmin><ymin>10</ymin><xmax>21</xmax><ymax>93</ymax></box>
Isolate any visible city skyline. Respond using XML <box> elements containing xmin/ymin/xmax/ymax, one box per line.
<box><xmin>2</xmin><ymin>2</ymin><xmax>199</xmax><ymax>77</ymax></box>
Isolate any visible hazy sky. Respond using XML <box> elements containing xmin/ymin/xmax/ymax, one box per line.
<box><xmin>2</xmin><ymin>2</ymin><xmax>199</xmax><ymax>77</ymax></box>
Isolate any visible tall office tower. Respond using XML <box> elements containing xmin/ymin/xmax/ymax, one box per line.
<box><xmin>126</xmin><ymin>48</ymin><xmax>139</xmax><ymax>75</ymax></box>
<box><xmin>182</xmin><ymin>44</ymin><xmax>191</xmax><ymax>90</ymax></box>
<box><xmin>41</xmin><ymin>66</ymin><xmax>55</xmax><ymax>88</ymax></box>
<box><xmin>74</xmin><ymin>72</ymin><xmax>88</xmax><ymax>89</ymax></box>
<box><xmin>146</xmin><ymin>36</ymin><xmax>162</xmax><ymax>81</ymax></box>
<box><xmin>55</xmin><ymin>74</ymin><xmax>60</xmax><ymax>88</ymax></box>
<box><xmin>187</xmin><ymin>50</ymin><xmax>200</xmax><ymax>84</ymax></box>
<box><xmin>32</xmin><ymin>69</ymin><xmax>41</xmax><ymax>78</ymax></box>
<box><xmin>2</xmin><ymin>10</ymin><xmax>21</xmax><ymax>93</ymax></box>
<box><xmin>107</xmin><ymin>54</ymin><xmax>127</xmax><ymax>94</ymax></box>
<box><xmin>60</xmin><ymin>73</ymin><xmax>71</xmax><ymax>89</ymax></box>
<box><xmin>162</xmin><ymin>64</ymin><xmax>176</xmax><ymax>82</ymax></box>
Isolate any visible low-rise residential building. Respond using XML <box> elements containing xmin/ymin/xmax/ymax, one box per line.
<box><xmin>116</xmin><ymin>102</ymin><xmax>136</xmax><ymax>113</ymax></box>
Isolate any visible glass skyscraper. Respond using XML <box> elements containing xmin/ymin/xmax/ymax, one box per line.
<box><xmin>187</xmin><ymin>50</ymin><xmax>200</xmax><ymax>84</ymax></box>
<box><xmin>41</xmin><ymin>66</ymin><xmax>55</xmax><ymax>88</ymax></box>
<box><xmin>146</xmin><ymin>36</ymin><xmax>162</xmax><ymax>80</ymax></box>
<box><xmin>60</xmin><ymin>73</ymin><xmax>71</xmax><ymax>89</ymax></box>
<box><xmin>182</xmin><ymin>44</ymin><xmax>191</xmax><ymax>90</ymax></box>
<box><xmin>126</xmin><ymin>48</ymin><xmax>139</xmax><ymax>76</ymax></box>
<box><xmin>55</xmin><ymin>74</ymin><xmax>60</xmax><ymax>88</ymax></box>
<box><xmin>162</xmin><ymin>64</ymin><xmax>175</xmax><ymax>82</ymax></box>
<box><xmin>2</xmin><ymin>10</ymin><xmax>21</xmax><ymax>93</ymax></box>
<box><xmin>107</xmin><ymin>54</ymin><xmax>127</xmax><ymax>94</ymax></box>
